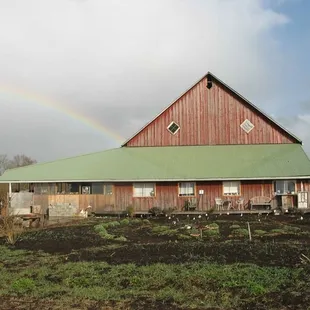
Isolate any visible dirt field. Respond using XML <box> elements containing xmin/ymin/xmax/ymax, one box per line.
<box><xmin>0</xmin><ymin>214</ymin><xmax>310</xmax><ymax>310</ymax></box>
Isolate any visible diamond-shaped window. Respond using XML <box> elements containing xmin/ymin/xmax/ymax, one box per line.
<box><xmin>167</xmin><ymin>121</ymin><xmax>180</xmax><ymax>135</ymax></box>
<box><xmin>240</xmin><ymin>119</ymin><xmax>254</xmax><ymax>133</ymax></box>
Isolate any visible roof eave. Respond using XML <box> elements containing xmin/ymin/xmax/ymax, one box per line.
<box><xmin>1</xmin><ymin>176</ymin><xmax>310</xmax><ymax>183</ymax></box>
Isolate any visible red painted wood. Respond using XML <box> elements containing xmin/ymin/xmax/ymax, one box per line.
<box><xmin>125</xmin><ymin>78</ymin><xmax>296</xmax><ymax>147</ymax></box>
<box><xmin>114</xmin><ymin>181</ymin><xmax>278</xmax><ymax>211</ymax></box>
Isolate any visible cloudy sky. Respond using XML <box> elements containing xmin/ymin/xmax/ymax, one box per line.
<box><xmin>0</xmin><ymin>0</ymin><xmax>309</xmax><ymax>162</ymax></box>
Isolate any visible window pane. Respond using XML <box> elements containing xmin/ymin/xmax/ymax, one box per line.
<box><xmin>275</xmin><ymin>180</ymin><xmax>295</xmax><ymax>194</ymax></box>
<box><xmin>104</xmin><ymin>184</ymin><xmax>113</xmax><ymax>195</ymax></box>
<box><xmin>92</xmin><ymin>183</ymin><xmax>104</xmax><ymax>194</ymax></box>
<box><xmin>34</xmin><ymin>184</ymin><xmax>41</xmax><ymax>194</ymax></box>
<box><xmin>143</xmin><ymin>184</ymin><xmax>155</xmax><ymax>196</ymax></box>
<box><xmin>179</xmin><ymin>182</ymin><xmax>195</xmax><ymax>196</ymax></box>
<box><xmin>133</xmin><ymin>185</ymin><xmax>143</xmax><ymax>197</ymax></box>
<box><xmin>57</xmin><ymin>183</ymin><xmax>63</xmax><ymax>194</ymax></box>
<box><xmin>48</xmin><ymin>183</ymin><xmax>56</xmax><ymax>194</ymax></box>
<box><xmin>287</xmin><ymin>181</ymin><xmax>295</xmax><ymax>193</ymax></box>
<box><xmin>223</xmin><ymin>181</ymin><xmax>240</xmax><ymax>195</ymax></box>
<box><xmin>133</xmin><ymin>183</ymin><xmax>155</xmax><ymax>197</ymax></box>
<box><xmin>41</xmin><ymin>183</ymin><xmax>49</xmax><ymax>194</ymax></box>
<box><xmin>275</xmin><ymin>181</ymin><xmax>284</xmax><ymax>194</ymax></box>
<box><xmin>67</xmin><ymin>183</ymin><xmax>79</xmax><ymax>194</ymax></box>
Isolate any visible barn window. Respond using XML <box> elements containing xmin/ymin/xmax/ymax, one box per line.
<box><xmin>223</xmin><ymin>181</ymin><xmax>240</xmax><ymax>196</ymax></box>
<box><xmin>34</xmin><ymin>183</ymin><xmax>56</xmax><ymax>194</ymax></box>
<box><xmin>240</xmin><ymin>119</ymin><xmax>254</xmax><ymax>133</ymax></box>
<box><xmin>67</xmin><ymin>183</ymin><xmax>79</xmax><ymax>194</ymax></box>
<box><xmin>133</xmin><ymin>183</ymin><xmax>155</xmax><ymax>197</ymax></box>
<box><xmin>167</xmin><ymin>121</ymin><xmax>180</xmax><ymax>135</ymax></box>
<box><xmin>179</xmin><ymin>182</ymin><xmax>195</xmax><ymax>197</ymax></box>
<box><xmin>274</xmin><ymin>180</ymin><xmax>296</xmax><ymax>194</ymax></box>
<box><xmin>92</xmin><ymin>183</ymin><xmax>103</xmax><ymax>194</ymax></box>
<box><xmin>104</xmin><ymin>184</ymin><xmax>113</xmax><ymax>195</ymax></box>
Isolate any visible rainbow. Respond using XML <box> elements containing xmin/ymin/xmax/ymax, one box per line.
<box><xmin>0</xmin><ymin>84</ymin><xmax>125</xmax><ymax>143</ymax></box>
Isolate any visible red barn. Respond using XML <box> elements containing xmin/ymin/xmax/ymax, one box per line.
<box><xmin>1</xmin><ymin>72</ymin><xmax>310</xmax><ymax>216</ymax></box>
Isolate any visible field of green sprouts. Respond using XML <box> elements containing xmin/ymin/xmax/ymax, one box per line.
<box><xmin>0</xmin><ymin>214</ymin><xmax>310</xmax><ymax>310</ymax></box>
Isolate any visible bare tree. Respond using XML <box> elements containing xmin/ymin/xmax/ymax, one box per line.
<box><xmin>0</xmin><ymin>154</ymin><xmax>9</xmax><ymax>176</ymax></box>
<box><xmin>7</xmin><ymin>154</ymin><xmax>37</xmax><ymax>169</ymax></box>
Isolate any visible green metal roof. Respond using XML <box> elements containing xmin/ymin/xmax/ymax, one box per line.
<box><xmin>1</xmin><ymin>144</ymin><xmax>310</xmax><ymax>183</ymax></box>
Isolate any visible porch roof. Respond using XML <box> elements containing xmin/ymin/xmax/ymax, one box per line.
<box><xmin>1</xmin><ymin>144</ymin><xmax>310</xmax><ymax>183</ymax></box>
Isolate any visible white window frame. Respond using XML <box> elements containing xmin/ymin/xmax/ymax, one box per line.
<box><xmin>240</xmin><ymin>119</ymin><xmax>254</xmax><ymax>133</ymax></box>
<box><xmin>274</xmin><ymin>180</ymin><xmax>296</xmax><ymax>195</ymax></box>
<box><xmin>133</xmin><ymin>183</ymin><xmax>155</xmax><ymax>197</ymax></box>
<box><xmin>178</xmin><ymin>182</ymin><xmax>195</xmax><ymax>197</ymax></box>
<box><xmin>167</xmin><ymin>121</ymin><xmax>180</xmax><ymax>135</ymax></box>
<box><xmin>223</xmin><ymin>181</ymin><xmax>241</xmax><ymax>196</ymax></box>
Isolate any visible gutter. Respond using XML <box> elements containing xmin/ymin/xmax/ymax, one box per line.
<box><xmin>1</xmin><ymin>176</ymin><xmax>310</xmax><ymax>183</ymax></box>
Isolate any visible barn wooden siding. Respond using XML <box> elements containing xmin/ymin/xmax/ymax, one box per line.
<box><xmin>125</xmin><ymin>78</ymin><xmax>296</xmax><ymax>147</ymax></box>
<box><xmin>33</xmin><ymin>193</ymin><xmax>115</xmax><ymax>214</ymax></box>
<box><xmin>115</xmin><ymin>180</ymin><xmax>309</xmax><ymax>211</ymax></box>
<box><xmin>26</xmin><ymin>180</ymin><xmax>309</xmax><ymax>214</ymax></box>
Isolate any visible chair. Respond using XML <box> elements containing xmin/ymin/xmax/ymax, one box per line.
<box><xmin>215</xmin><ymin>198</ymin><xmax>223</xmax><ymax>211</ymax></box>
<box><xmin>223</xmin><ymin>199</ymin><xmax>233</xmax><ymax>210</ymax></box>
<box><xmin>236</xmin><ymin>197</ymin><xmax>244</xmax><ymax>210</ymax></box>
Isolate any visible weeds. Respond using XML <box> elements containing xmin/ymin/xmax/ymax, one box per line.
<box><xmin>0</xmin><ymin>214</ymin><xmax>24</xmax><ymax>245</ymax></box>
<box><xmin>231</xmin><ymin>228</ymin><xmax>249</xmax><ymax>237</ymax></box>
<box><xmin>254</xmin><ymin>230</ymin><xmax>267</xmax><ymax>236</ymax></box>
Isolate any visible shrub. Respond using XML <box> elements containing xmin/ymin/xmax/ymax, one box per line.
<box><xmin>204</xmin><ymin>229</ymin><xmax>220</xmax><ymax>237</ymax></box>
<box><xmin>208</xmin><ymin>223</ymin><xmax>219</xmax><ymax>229</ymax></box>
<box><xmin>149</xmin><ymin>207</ymin><xmax>162</xmax><ymax>216</ymax></box>
<box><xmin>232</xmin><ymin>228</ymin><xmax>248</xmax><ymax>237</ymax></box>
<box><xmin>94</xmin><ymin>224</ymin><xmax>106</xmax><ymax>233</ymax></box>
<box><xmin>104</xmin><ymin>221</ymin><xmax>120</xmax><ymax>228</ymax></box>
<box><xmin>162</xmin><ymin>207</ymin><xmax>176</xmax><ymax>216</ymax></box>
<box><xmin>126</xmin><ymin>205</ymin><xmax>135</xmax><ymax>218</ymax></box>
<box><xmin>120</xmin><ymin>219</ymin><xmax>130</xmax><ymax>226</ymax></box>
<box><xmin>142</xmin><ymin>219</ymin><xmax>151</xmax><ymax>225</ymax></box>
<box><xmin>0</xmin><ymin>215</ymin><xmax>24</xmax><ymax>245</ymax></box>
<box><xmin>130</xmin><ymin>219</ymin><xmax>141</xmax><ymax>225</ymax></box>
<box><xmin>94</xmin><ymin>224</ymin><xmax>115</xmax><ymax>239</ymax></box>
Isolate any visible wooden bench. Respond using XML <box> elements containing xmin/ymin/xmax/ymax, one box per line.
<box><xmin>250</xmin><ymin>196</ymin><xmax>272</xmax><ymax>210</ymax></box>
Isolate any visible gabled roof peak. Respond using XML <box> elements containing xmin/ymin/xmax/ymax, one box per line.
<box><xmin>122</xmin><ymin>72</ymin><xmax>301</xmax><ymax>146</ymax></box>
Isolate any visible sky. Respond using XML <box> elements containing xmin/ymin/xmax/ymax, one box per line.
<box><xmin>0</xmin><ymin>0</ymin><xmax>309</xmax><ymax>162</ymax></box>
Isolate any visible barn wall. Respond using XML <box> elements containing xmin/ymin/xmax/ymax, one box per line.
<box><xmin>126</xmin><ymin>78</ymin><xmax>296</xmax><ymax>147</ymax></box>
<box><xmin>114</xmin><ymin>181</ymin><xmax>276</xmax><ymax>211</ymax></box>
<box><xmin>7</xmin><ymin>180</ymin><xmax>309</xmax><ymax>215</ymax></box>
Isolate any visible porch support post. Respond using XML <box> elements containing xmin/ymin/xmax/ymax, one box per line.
<box><xmin>8</xmin><ymin>182</ymin><xmax>12</xmax><ymax>209</ymax></box>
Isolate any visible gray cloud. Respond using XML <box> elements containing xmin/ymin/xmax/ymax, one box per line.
<box><xmin>0</xmin><ymin>0</ymin><xmax>306</xmax><ymax>161</ymax></box>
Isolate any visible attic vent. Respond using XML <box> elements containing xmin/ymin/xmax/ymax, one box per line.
<box><xmin>240</xmin><ymin>119</ymin><xmax>254</xmax><ymax>133</ymax></box>
<box><xmin>167</xmin><ymin>121</ymin><xmax>180</xmax><ymax>135</ymax></box>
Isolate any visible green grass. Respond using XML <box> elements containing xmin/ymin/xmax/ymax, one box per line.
<box><xmin>254</xmin><ymin>230</ymin><xmax>267</xmax><ymax>236</ymax></box>
<box><xmin>0</xmin><ymin>247</ymin><xmax>306</xmax><ymax>309</ymax></box>
<box><xmin>151</xmin><ymin>225</ymin><xmax>179</xmax><ymax>237</ymax></box>
<box><xmin>94</xmin><ymin>223</ymin><xmax>126</xmax><ymax>241</ymax></box>
<box><xmin>230</xmin><ymin>224</ymin><xmax>241</xmax><ymax>230</ymax></box>
<box><xmin>231</xmin><ymin>228</ymin><xmax>249</xmax><ymax>237</ymax></box>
